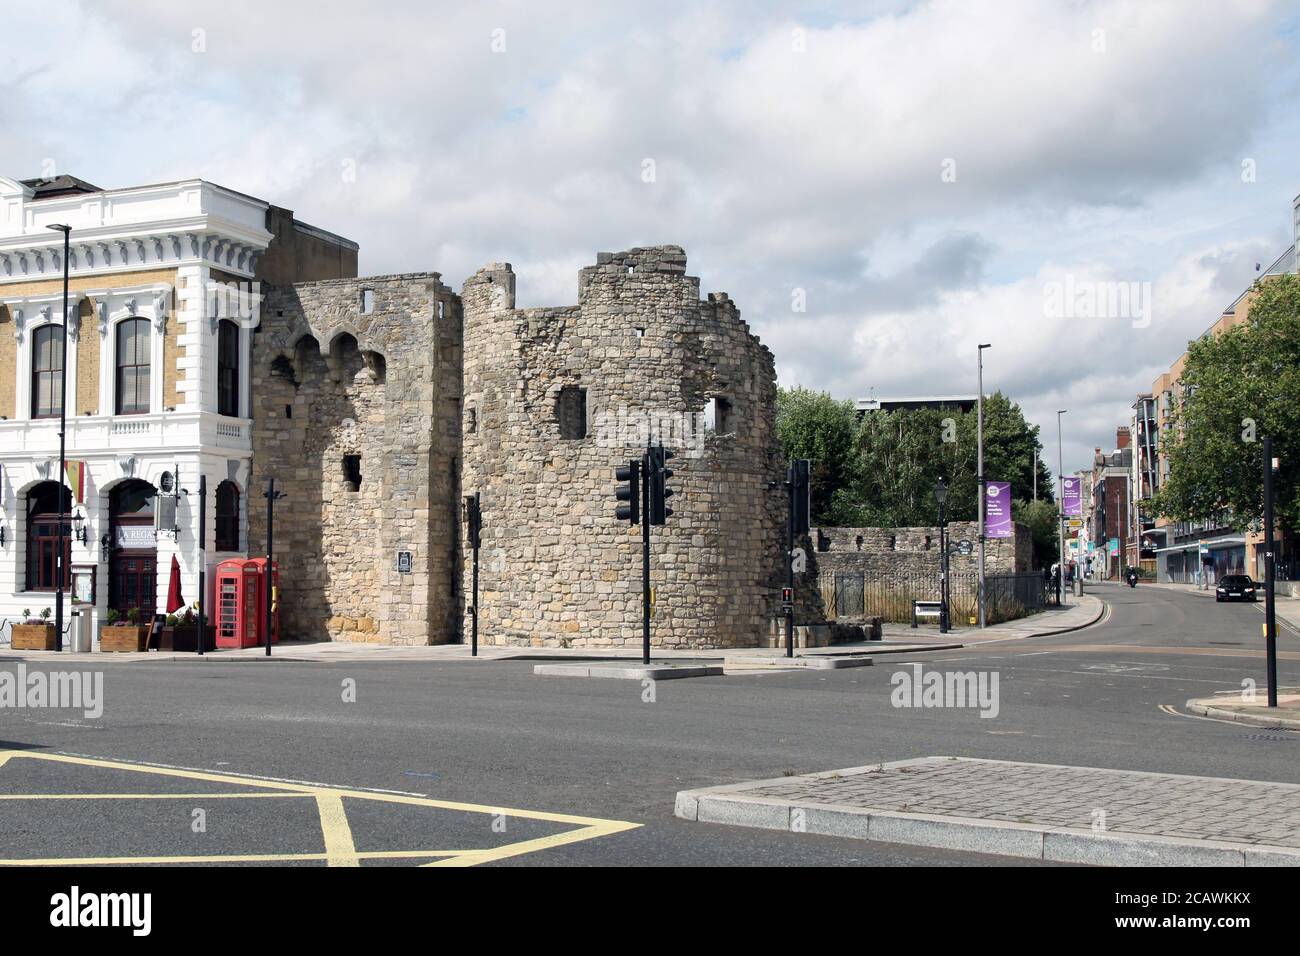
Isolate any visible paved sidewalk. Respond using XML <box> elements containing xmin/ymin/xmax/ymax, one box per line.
<box><xmin>0</xmin><ymin>594</ymin><xmax>1103</xmax><ymax>664</ymax></box>
<box><xmin>675</xmin><ymin>756</ymin><xmax>1300</xmax><ymax>866</ymax></box>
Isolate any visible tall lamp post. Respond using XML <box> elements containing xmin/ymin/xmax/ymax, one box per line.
<box><xmin>47</xmin><ymin>224</ymin><xmax>72</xmax><ymax>652</ymax></box>
<box><xmin>935</xmin><ymin>477</ymin><xmax>950</xmax><ymax>634</ymax></box>
<box><xmin>1056</xmin><ymin>409</ymin><xmax>1067</xmax><ymax>605</ymax></box>
<box><xmin>976</xmin><ymin>343</ymin><xmax>991</xmax><ymax>628</ymax></box>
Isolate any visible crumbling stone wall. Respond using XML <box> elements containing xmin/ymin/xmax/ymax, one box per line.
<box><xmin>814</xmin><ymin>522</ymin><xmax>1031</xmax><ymax>575</ymax></box>
<box><xmin>250</xmin><ymin>273</ymin><xmax>462</xmax><ymax>645</ymax></box>
<box><xmin>461</xmin><ymin>246</ymin><xmax>784</xmax><ymax>648</ymax></box>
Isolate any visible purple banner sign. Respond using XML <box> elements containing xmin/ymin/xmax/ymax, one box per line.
<box><xmin>986</xmin><ymin>481</ymin><xmax>1012</xmax><ymax>539</ymax></box>
<box><xmin>1062</xmin><ymin>477</ymin><xmax>1082</xmax><ymax>517</ymax></box>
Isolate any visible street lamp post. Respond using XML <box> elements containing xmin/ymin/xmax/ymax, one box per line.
<box><xmin>976</xmin><ymin>343</ymin><xmax>990</xmax><ymax>628</ymax></box>
<box><xmin>47</xmin><ymin>224</ymin><xmax>71</xmax><ymax>652</ymax></box>
<box><xmin>1056</xmin><ymin>409</ymin><xmax>1067</xmax><ymax>606</ymax></box>
<box><xmin>1263</xmin><ymin>438</ymin><xmax>1279</xmax><ymax>708</ymax></box>
<box><xmin>935</xmin><ymin>477</ymin><xmax>950</xmax><ymax>634</ymax></box>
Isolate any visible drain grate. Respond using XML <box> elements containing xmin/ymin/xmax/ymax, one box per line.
<box><xmin>1236</xmin><ymin>733</ymin><xmax>1299</xmax><ymax>742</ymax></box>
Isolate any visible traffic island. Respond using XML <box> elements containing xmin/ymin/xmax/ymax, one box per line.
<box><xmin>1186</xmin><ymin>689</ymin><xmax>1300</xmax><ymax>730</ymax></box>
<box><xmin>723</xmin><ymin>654</ymin><xmax>875</xmax><ymax>670</ymax></box>
<box><xmin>675</xmin><ymin>756</ymin><xmax>1300</xmax><ymax>866</ymax></box>
<box><xmin>533</xmin><ymin>662</ymin><xmax>724</xmax><ymax>680</ymax></box>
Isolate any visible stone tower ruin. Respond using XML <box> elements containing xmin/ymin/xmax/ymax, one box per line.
<box><xmin>460</xmin><ymin>246</ymin><xmax>785</xmax><ymax>648</ymax></box>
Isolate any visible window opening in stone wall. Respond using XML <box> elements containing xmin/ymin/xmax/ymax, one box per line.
<box><xmin>855</xmin><ymin>535</ymin><xmax>864</xmax><ymax>551</ymax></box>
<box><xmin>361</xmin><ymin>288</ymin><xmax>375</xmax><ymax>315</ymax></box>
<box><xmin>635</xmin><ymin>327</ymin><xmax>645</xmax><ymax>338</ymax></box>
<box><xmin>285</xmin><ymin>404</ymin><xmax>292</xmax><ymax>419</ymax></box>
<box><xmin>270</xmin><ymin>354</ymin><xmax>298</xmax><ymax>386</ymax></box>
<box><xmin>437</xmin><ymin>300</ymin><xmax>444</xmax><ymax>319</ymax></box>
<box><xmin>887</xmin><ymin>534</ymin><xmax>896</xmax><ymax>551</ymax></box>
<box><xmin>556</xmin><ymin>386</ymin><xmax>587</xmax><ymax>440</ymax></box>
<box><xmin>343</xmin><ymin>454</ymin><xmax>362</xmax><ymax>491</ymax></box>
<box><xmin>467</xmin><ymin>407</ymin><xmax>477</xmax><ymax>434</ymax></box>
<box><xmin>704</xmin><ymin>396</ymin><xmax>732</xmax><ymax>434</ymax></box>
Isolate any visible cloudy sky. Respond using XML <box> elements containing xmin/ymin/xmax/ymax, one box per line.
<box><xmin>4</xmin><ymin>0</ymin><xmax>1298</xmax><ymax>477</ymax></box>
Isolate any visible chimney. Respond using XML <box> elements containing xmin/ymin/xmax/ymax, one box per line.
<box><xmin>1116</xmin><ymin>426</ymin><xmax>1131</xmax><ymax>449</ymax></box>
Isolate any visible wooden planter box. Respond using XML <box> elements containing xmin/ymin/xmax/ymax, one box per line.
<box><xmin>156</xmin><ymin>624</ymin><xmax>216</xmax><ymax>652</ymax></box>
<box><xmin>100</xmin><ymin>625</ymin><xmax>150</xmax><ymax>653</ymax></box>
<box><xmin>12</xmin><ymin>623</ymin><xmax>58</xmax><ymax>651</ymax></box>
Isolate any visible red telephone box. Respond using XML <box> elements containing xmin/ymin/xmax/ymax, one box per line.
<box><xmin>215</xmin><ymin>558</ymin><xmax>280</xmax><ymax>648</ymax></box>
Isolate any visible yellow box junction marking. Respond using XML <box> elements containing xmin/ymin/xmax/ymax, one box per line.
<box><xmin>0</xmin><ymin>750</ymin><xmax>640</xmax><ymax>867</ymax></box>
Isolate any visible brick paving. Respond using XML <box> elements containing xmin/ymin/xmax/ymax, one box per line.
<box><xmin>742</xmin><ymin>757</ymin><xmax>1300</xmax><ymax>847</ymax></box>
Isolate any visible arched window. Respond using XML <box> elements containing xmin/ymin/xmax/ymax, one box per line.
<box><xmin>31</xmin><ymin>324</ymin><xmax>64</xmax><ymax>419</ymax></box>
<box><xmin>215</xmin><ymin>481</ymin><xmax>240</xmax><ymax>552</ymax></box>
<box><xmin>217</xmin><ymin>320</ymin><xmax>240</xmax><ymax>417</ymax></box>
<box><xmin>26</xmin><ymin>482</ymin><xmax>72</xmax><ymax>591</ymax></box>
<box><xmin>115</xmin><ymin>318</ymin><xmax>151</xmax><ymax>415</ymax></box>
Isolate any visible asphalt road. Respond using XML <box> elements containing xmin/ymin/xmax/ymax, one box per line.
<box><xmin>1</xmin><ymin>581</ymin><xmax>1296</xmax><ymax>866</ymax></box>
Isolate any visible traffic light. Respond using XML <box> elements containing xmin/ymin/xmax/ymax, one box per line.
<box><xmin>649</xmin><ymin>444</ymin><xmax>675</xmax><ymax>525</ymax></box>
<box><xmin>615</xmin><ymin>459</ymin><xmax>641</xmax><ymax>525</ymax></box>
<box><xmin>464</xmin><ymin>493</ymin><xmax>481</xmax><ymax>549</ymax></box>
<box><xmin>790</xmin><ymin>459</ymin><xmax>811</xmax><ymax>535</ymax></box>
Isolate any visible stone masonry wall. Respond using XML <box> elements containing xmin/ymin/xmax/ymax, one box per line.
<box><xmin>460</xmin><ymin>246</ymin><xmax>784</xmax><ymax>648</ymax></box>
<box><xmin>813</xmin><ymin>522</ymin><xmax>1031</xmax><ymax>575</ymax></box>
<box><xmin>250</xmin><ymin>273</ymin><xmax>462</xmax><ymax>645</ymax></box>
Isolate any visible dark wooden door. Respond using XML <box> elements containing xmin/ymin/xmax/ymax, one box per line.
<box><xmin>110</xmin><ymin>552</ymin><xmax>157</xmax><ymax>617</ymax></box>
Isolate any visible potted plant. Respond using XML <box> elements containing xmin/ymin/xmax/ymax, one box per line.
<box><xmin>101</xmin><ymin>606</ymin><xmax>151</xmax><ymax>652</ymax></box>
<box><xmin>157</xmin><ymin>606</ymin><xmax>212</xmax><ymax>652</ymax></box>
<box><xmin>12</xmin><ymin>607</ymin><xmax>58</xmax><ymax>651</ymax></box>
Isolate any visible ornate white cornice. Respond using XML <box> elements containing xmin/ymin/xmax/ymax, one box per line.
<box><xmin>1</xmin><ymin>179</ymin><xmax>276</xmax><ymax>287</ymax></box>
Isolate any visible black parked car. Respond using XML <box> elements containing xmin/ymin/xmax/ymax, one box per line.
<box><xmin>1215</xmin><ymin>574</ymin><xmax>1258</xmax><ymax>602</ymax></box>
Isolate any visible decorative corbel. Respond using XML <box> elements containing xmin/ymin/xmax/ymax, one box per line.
<box><xmin>169</xmin><ymin>235</ymin><xmax>182</xmax><ymax>259</ymax></box>
<box><xmin>33</xmin><ymin>251</ymin><xmax>45</xmax><ymax>273</ymax></box>
<box><xmin>116</xmin><ymin>241</ymin><xmax>130</xmax><ymax>264</ymax></box>
<box><xmin>11</xmin><ymin>308</ymin><xmax>23</xmax><ymax>344</ymax></box>
<box><xmin>188</xmin><ymin>234</ymin><xmax>201</xmax><ymax>258</ymax></box>
<box><xmin>236</xmin><ymin>247</ymin><xmax>249</xmax><ymax>270</ymax></box>
<box><xmin>135</xmin><ymin>239</ymin><xmax>147</xmax><ymax>263</ymax></box>
<box><xmin>0</xmin><ymin>253</ymin><xmax>10</xmax><ymax>277</ymax></box>
<box><xmin>117</xmin><ymin>455</ymin><xmax>137</xmax><ymax>478</ymax></box>
<box><xmin>96</xmin><ymin>300</ymin><xmax>108</xmax><ymax>338</ymax></box>
<box><xmin>124</xmin><ymin>297</ymin><xmax>137</xmax><ymax>317</ymax></box>
<box><xmin>67</xmin><ymin>296</ymin><xmax>82</xmax><ymax>343</ymax></box>
<box><xmin>18</xmin><ymin>253</ymin><xmax>29</xmax><ymax>275</ymax></box>
<box><xmin>153</xmin><ymin>237</ymin><xmax>165</xmax><ymax>261</ymax></box>
<box><xmin>97</xmin><ymin>242</ymin><xmax>111</xmax><ymax>266</ymax></box>
<box><xmin>152</xmin><ymin>290</ymin><xmax>170</xmax><ymax>332</ymax></box>
<box><xmin>81</xmin><ymin>244</ymin><xmax>95</xmax><ymax>268</ymax></box>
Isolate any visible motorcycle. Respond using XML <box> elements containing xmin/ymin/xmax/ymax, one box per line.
<box><xmin>1125</xmin><ymin>571</ymin><xmax>1138</xmax><ymax>588</ymax></box>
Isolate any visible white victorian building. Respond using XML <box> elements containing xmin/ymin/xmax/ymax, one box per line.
<box><xmin>0</xmin><ymin>173</ymin><xmax>356</xmax><ymax>640</ymax></box>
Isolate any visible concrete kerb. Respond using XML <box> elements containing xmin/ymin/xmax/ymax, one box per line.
<box><xmin>673</xmin><ymin>757</ymin><xmax>1300</xmax><ymax>867</ymax></box>
<box><xmin>533</xmin><ymin>663</ymin><xmax>724</xmax><ymax>680</ymax></box>
<box><xmin>1185</xmin><ymin>697</ymin><xmax>1300</xmax><ymax>731</ymax></box>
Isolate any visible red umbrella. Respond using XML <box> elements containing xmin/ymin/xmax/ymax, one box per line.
<box><xmin>166</xmin><ymin>555</ymin><xmax>185</xmax><ymax>614</ymax></box>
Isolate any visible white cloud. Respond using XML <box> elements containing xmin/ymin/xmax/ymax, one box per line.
<box><xmin>2</xmin><ymin>0</ymin><xmax>1296</xmax><ymax>475</ymax></box>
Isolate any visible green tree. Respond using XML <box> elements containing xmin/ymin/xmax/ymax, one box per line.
<box><xmin>1152</xmin><ymin>274</ymin><xmax>1300</xmax><ymax>536</ymax></box>
<box><xmin>775</xmin><ymin>387</ymin><xmax>859</xmax><ymax>525</ymax></box>
<box><xmin>1013</xmin><ymin>498</ymin><xmax>1060</xmax><ymax>569</ymax></box>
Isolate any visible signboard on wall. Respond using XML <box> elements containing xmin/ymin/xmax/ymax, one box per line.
<box><xmin>986</xmin><ymin>482</ymin><xmax>1012</xmax><ymax>539</ymax></box>
<box><xmin>116</xmin><ymin>526</ymin><xmax>156</xmax><ymax>549</ymax></box>
<box><xmin>396</xmin><ymin>551</ymin><xmax>413</xmax><ymax>574</ymax></box>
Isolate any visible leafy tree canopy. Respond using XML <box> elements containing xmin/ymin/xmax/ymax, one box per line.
<box><xmin>1152</xmin><ymin>273</ymin><xmax>1300</xmax><ymax>535</ymax></box>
